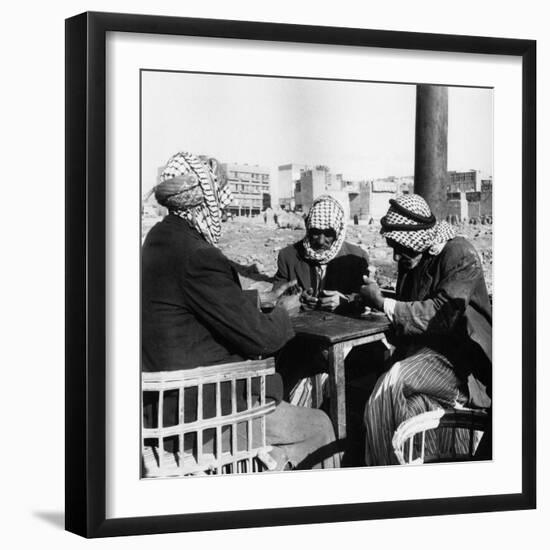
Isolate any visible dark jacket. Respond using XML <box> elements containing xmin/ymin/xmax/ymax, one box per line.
<box><xmin>142</xmin><ymin>214</ymin><xmax>294</xmax><ymax>420</ymax></box>
<box><xmin>391</xmin><ymin>236</ymin><xmax>492</xmax><ymax>400</ymax></box>
<box><xmin>273</xmin><ymin>240</ymin><xmax>369</xmax><ymax>313</ymax></box>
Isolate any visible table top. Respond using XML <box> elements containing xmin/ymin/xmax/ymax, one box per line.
<box><xmin>291</xmin><ymin>309</ymin><xmax>391</xmax><ymax>344</ymax></box>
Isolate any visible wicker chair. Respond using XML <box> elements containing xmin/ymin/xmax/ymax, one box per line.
<box><xmin>392</xmin><ymin>407</ymin><xmax>490</xmax><ymax>465</ymax></box>
<box><xmin>142</xmin><ymin>358</ymin><xmax>278</xmax><ymax>477</ymax></box>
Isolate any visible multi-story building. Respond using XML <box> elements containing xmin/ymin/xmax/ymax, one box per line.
<box><xmin>277</xmin><ymin>163</ymin><xmax>309</xmax><ymax>210</ymax></box>
<box><xmin>445</xmin><ymin>175</ymin><xmax>492</xmax><ymax>221</ymax></box>
<box><xmin>348</xmin><ymin>177</ymin><xmax>413</xmax><ymax>222</ymax></box>
<box><xmin>222</xmin><ymin>163</ymin><xmax>271</xmax><ymax>217</ymax></box>
<box><xmin>481</xmin><ymin>178</ymin><xmax>493</xmax><ymax>192</ymax></box>
<box><xmin>294</xmin><ymin>166</ymin><xmax>351</xmax><ymax>219</ymax></box>
<box><xmin>447</xmin><ymin>169</ymin><xmax>482</xmax><ymax>193</ymax></box>
<box><xmin>294</xmin><ymin>166</ymin><xmax>329</xmax><ymax>212</ymax></box>
<box><xmin>446</xmin><ymin>191</ymin><xmax>469</xmax><ymax>221</ymax></box>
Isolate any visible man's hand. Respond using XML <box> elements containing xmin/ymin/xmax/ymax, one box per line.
<box><xmin>360</xmin><ymin>275</ymin><xmax>385</xmax><ymax>311</ymax></box>
<box><xmin>318</xmin><ymin>289</ymin><xmax>346</xmax><ymax>311</ymax></box>
<box><xmin>260</xmin><ymin>279</ymin><xmax>298</xmax><ymax>309</ymax></box>
<box><xmin>276</xmin><ymin>293</ymin><xmax>301</xmax><ymax>317</ymax></box>
<box><xmin>300</xmin><ymin>288</ymin><xmax>319</xmax><ymax>309</ymax></box>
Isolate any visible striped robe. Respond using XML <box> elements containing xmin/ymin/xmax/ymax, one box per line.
<box><xmin>364</xmin><ymin>347</ymin><xmax>471</xmax><ymax>466</ymax></box>
<box><xmin>364</xmin><ymin>236</ymin><xmax>491</xmax><ymax>465</ymax></box>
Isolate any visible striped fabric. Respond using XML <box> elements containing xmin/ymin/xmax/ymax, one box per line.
<box><xmin>364</xmin><ymin>347</ymin><xmax>471</xmax><ymax>466</ymax></box>
<box><xmin>156</xmin><ymin>152</ymin><xmax>231</xmax><ymax>246</ymax></box>
<box><xmin>303</xmin><ymin>195</ymin><xmax>346</xmax><ymax>265</ymax></box>
<box><xmin>380</xmin><ymin>194</ymin><xmax>455</xmax><ymax>254</ymax></box>
<box><xmin>289</xmin><ymin>373</ymin><xmax>329</xmax><ymax>408</ymax></box>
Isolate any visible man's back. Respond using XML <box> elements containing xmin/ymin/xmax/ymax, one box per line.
<box><xmin>142</xmin><ymin>214</ymin><xmax>294</xmax><ymax>372</ymax></box>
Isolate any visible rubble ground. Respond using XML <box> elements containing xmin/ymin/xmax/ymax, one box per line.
<box><xmin>217</xmin><ymin>218</ymin><xmax>493</xmax><ymax>295</ymax></box>
<box><xmin>142</xmin><ymin>216</ymin><xmax>493</xmax><ymax>295</ymax></box>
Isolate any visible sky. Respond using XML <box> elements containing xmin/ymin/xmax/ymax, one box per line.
<box><xmin>141</xmin><ymin>70</ymin><xmax>493</xmax><ymax>198</ymax></box>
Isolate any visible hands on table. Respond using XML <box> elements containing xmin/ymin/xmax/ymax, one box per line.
<box><xmin>300</xmin><ymin>288</ymin><xmax>347</xmax><ymax>312</ymax></box>
<box><xmin>260</xmin><ymin>279</ymin><xmax>298</xmax><ymax>308</ymax></box>
<box><xmin>262</xmin><ymin>280</ymin><xmax>366</xmax><ymax>316</ymax></box>
<box><xmin>359</xmin><ymin>275</ymin><xmax>385</xmax><ymax>311</ymax></box>
<box><xmin>260</xmin><ymin>279</ymin><xmax>302</xmax><ymax>317</ymax></box>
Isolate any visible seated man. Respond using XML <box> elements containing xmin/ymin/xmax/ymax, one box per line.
<box><xmin>142</xmin><ymin>152</ymin><xmax>339</xmax><ymax>471</ymax></box>
<box><xmin>273</xmin><ymin>195</ymin><xmax>368</xmax><ymax>313</ymax></box>
<box><xmin>360</xmin><ymin>194</ymin><xmax>492</xmax><ymax>465</ymax></box>
<box><xmin>273</xmin><ymin>195</ymin><xmax>369</xmax><ymax>405</ymax></box>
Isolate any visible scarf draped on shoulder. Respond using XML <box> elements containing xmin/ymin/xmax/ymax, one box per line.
<box><xmin>302</xmin><ymin>195</ymin><xmax>346</xmax><ymax>265</ymax></box>
<box><xmin>154</xmin><ymin>152</ymin><xmax>232</xmax><ymax>246</ymax></box>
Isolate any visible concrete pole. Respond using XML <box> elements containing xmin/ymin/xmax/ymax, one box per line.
<box><xmin>414</xmin><ymin>85</ymin><xmax>449</xmax><ymax>219</ymax></box>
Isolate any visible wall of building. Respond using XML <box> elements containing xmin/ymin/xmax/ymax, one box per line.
<box><xmin>370</xmin><ymin>191</ymin><xmax>395</xmax><ymax>220</ymax></box>
<box><xmin>278</xmin><ymin>163</ymin><xmax>308</xmax><ymax>207</ymax></box>
<box><xmin>445</xmin><ymin>191</ymin><xmax>468</xmax><ymax>221</ymax></box>
<box><xmin>348</xmin><ymin>178</ymin><xmax>413</xmax><ymax>222</ymax></box>
<box><xmin>349</xmin><ymin>183</ymin><xmax>371</xmax><ymax>221</ymax></box>
<box><xmin>480</xmin><ymin>190</ymin><xmax>493</xmax><ymax>218</ymax></box>
<box><xmin>448</xmin><ymin>169</ymin><xmax>481</xmax><ymax>193</ymax></box>
<box><xmin>326</xmin><ymin>190</ymin><xmax>351</xmax><ymax>221</ymax></box>
<box><xmin>223</xmin><ymin>162</ymin><xmax>271</xmax><ymax>216</ymax></box>
<box><xmin>294</xmin><ymin>167</ymin><xmax>329</xmax><ymax>213</ymax></box>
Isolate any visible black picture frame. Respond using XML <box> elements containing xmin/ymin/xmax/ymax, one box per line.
<box><xmin>65</xmin><ymin>11</ymin><xmax>536</xmax><ymax>538</ymax></box>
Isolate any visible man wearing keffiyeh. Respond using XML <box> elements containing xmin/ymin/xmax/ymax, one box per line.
<box><xmin>359</xmin><ymin>194</ymin><xmax>492</xmax><ymax>466</ymax></box>
<box><xmin>274</xmin><ymin>195</ymin><xmax>368</xmax><ymax>313</ymax></box>
<box><xmin>273</xmin><ymin>195</ymin><xmax>369</xmax><ymax>407</ymax></box>
<box><xmin>142</xmin><ymin>152</ymin><xmax>340</xmax><ymax>472</ymax></box>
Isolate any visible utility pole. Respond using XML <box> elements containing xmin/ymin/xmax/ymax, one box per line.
<box><xmin>414</xmin><ymin>85</ymin><xmax>449</xmax><ymax>219</ymax></box>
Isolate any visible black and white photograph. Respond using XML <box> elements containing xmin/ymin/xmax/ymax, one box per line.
<box><xmin>1</xmin><ymin>0</ymin><xmax>545</xmax><ymax>545</ymax></box>
<box><xmin>140</xmin><ymin>71</ymin><xmax>494</xmax><ymax>477</ymax></box>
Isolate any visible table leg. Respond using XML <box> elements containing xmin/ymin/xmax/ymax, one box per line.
<box><xmin>326</xmin><ymin>343</ymin><xmax>347</xmax><ymax>441</ymax></box>
<box><xmin>311</xmin><ymin>374</ymin><xmax>324</xmax><ymax>409</ymax></box>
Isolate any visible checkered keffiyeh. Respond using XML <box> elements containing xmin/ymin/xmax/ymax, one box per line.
<box><xmin>303</xmin><ymin>195</ymin><xmax>346</xmax><ymax>264</ymax></box>
<box><xmin>155</xmin><ymin>152</ymin><xmax>231</xmax><ymax>246</ymax></box>
<box><xmin>380</xmin><ymin>194</ymin><xmax>455</xmax><ymax>254</ymax></box>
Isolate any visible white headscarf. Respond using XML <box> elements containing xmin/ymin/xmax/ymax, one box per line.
<box><xmin>155</xmin><ymin>152</ymin><xmax>232</xmax><ymax>246</ymax></box>
<box><xmin>380</xmin><ymin>194</ymin><xmax>455</xmax><ymax>255</ymax></box>
<box><xmin>302</xmin><ymin>195</ymin><xmax>346</xmax><ymax>264</ymax></box>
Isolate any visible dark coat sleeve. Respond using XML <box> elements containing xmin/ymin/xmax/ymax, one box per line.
<box><xmin>329</xmin><ymin>243</ymin><xmax>369</xmax><ymax>314</ymax></box>
<box><xmin>392</xmin><ymin>240</ymin><xmax>484</xmax><ymax>337</ymax></box>
<box><xmin>343</xmin><ymin>244</ymin><xmax>369</xmax><ymax>295</ymax></box>
<box><xmin>273</xmin><ymin>248</ymin><xmax>291</xmax><ymax>288</ymax></box>
<box><xmin>181</xmin><ymin>245</ymin><xmax>295</xmax><ymax>358</ymax></box>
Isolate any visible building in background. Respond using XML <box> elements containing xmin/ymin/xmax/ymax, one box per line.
<box><xmin>222</xmin><ymin>162</ymin><xmax>271</xmax><ymax>217</ymax></box>
<box><xmin>349</xmin><ymin>177</ymin><xmax>413</xmax><ymax>222</ymax></box>
<box><xmin>293</xmin><ymin>166</ymin><xmax>350</xmax><ymax>220</ymax></box>
<box><xmin>445</xmin><ymin>175</ymin><xmax>492</xmax><ymax>221</ymax></box>
<box><xmin>447</xmin><ymin>169</ymin><xmax>483</xmax><ymax>193</ymax></box>
<box><xmin>294</xmin><ymin>166</ymin><xmax>329</xmax><ymax>212</ymax></box>
<box><xmin>277</xmin><ymin>163</ymin><xmax>308</xmax><ymax>210</ymax></box>
<box><xmin>446</xmin><ymin>191</ymin><xmax>469</xmax><ymax>222</ymax></box>
<box><xmin>146</xmin><ymin>160</ymin><xmax>492</xmax><ymax>223</ymax></box>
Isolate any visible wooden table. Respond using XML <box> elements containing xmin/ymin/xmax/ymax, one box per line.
<box><xmin>291</xmin><ymin>309</ymin><xmax>391</xmax><ymax>442</ymax></box>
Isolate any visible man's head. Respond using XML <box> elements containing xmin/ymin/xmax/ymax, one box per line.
<box><xmin>308</xmin><ymin>227</ymin><xmax>337</xmax><ymax>251</ymax></box>
<box><xmin>154</xmin><ymin>152</ymin><xmax>231</xmax><ymax>245</ymax></box>
<box><xmin>302</xmin><ymin>195</ymin><xmax>346</xmax><ymax>264</ymax></box>
<box><xmin>380</xmin><ymin>193</ymin><xmax>455</xmax><ymax>268</ymax></box>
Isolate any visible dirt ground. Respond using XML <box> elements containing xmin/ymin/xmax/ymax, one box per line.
<box><xmin>224</xmin><ymin>220</ymin><xmax>492</xmax><ymax>295</ymax></box>
<box><xmin>143</xmin><ymin>215</ymin><xmax>493</xmax><ymax>295</ymax></box>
